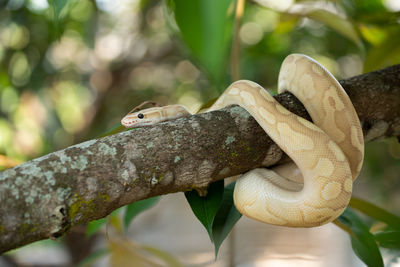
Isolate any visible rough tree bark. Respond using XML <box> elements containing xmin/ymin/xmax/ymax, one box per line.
<box><xmin>1</xmin><ymin>64</ymin><xmax>399</xmax><ymax>253</ymax></box>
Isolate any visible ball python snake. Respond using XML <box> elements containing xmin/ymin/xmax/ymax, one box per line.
<box><xmin>121</xmin><ymin>54</ymin><xmax>364</xmax><ymax>227</ymax></box>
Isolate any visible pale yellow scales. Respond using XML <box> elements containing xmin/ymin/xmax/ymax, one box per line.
<box><xmin>121</xmin><ymin>54</ymin><xmax>364</xmax><ymax>227</ymax></box>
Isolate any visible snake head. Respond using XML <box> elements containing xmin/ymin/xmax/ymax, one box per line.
<box><xmin>121</xmin><ymin>105</ymin><xmax>191</xmax><ymax>128</ymax></box>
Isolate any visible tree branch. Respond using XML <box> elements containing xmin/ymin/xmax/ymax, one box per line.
<box><xmin>1</xmin><ymin>64</ymin><xmax>400</xmax><ymax>253</ymax></box>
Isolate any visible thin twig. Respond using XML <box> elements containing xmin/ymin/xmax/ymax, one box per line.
<box><xmin>125</xmin><ymin>101</ymin><xmax>159</xmax><ymax>115</ymax></box>
<box><xmin>231</xmin><ymin>0</ymin><xmax>245</xmax><ymax>81</ymax></box>
<box><xmin>332</xmin><ymin>219</ymin><xmax>354</xmax><ymax>237</ymax></box>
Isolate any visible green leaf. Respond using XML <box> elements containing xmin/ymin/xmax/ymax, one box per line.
<box><xmin>184</xmin><ymin>180</ymin><xmax>225</xmax><ymax>240</ymax></box>
<box><xmin>374</xmin><ymin>231</ymin><xmax>400</xmax><ymax>249</ymax></box>
<box><xmin>359</xmin><ymin>24</ymin><xmax>386</xmax><ymax>45</ymax></box>
<box><xmin>123</xmin><ymin>196</ymin><xmax>160</xmax><ymax>230</ymax></box>
<box><xmin>86</xmin><ymin>218</ymin><xmax>106</xmax><ymax>238</ymax></box>
<box><xmin>305</xmin><ymin>9</ymin><xmax>363</xmax><ymax>49</ymax></box>
<box><xmin>254</xmin><ymin>2</ymin><xmax>363</xmax><ymax>48</ymax></box>
<box><xmin>48</xmin><ymin>0</ymin><xmax>69</xmax><ymax>22</ymax></box>
<box><xmin>48</xmin><ymin>0</ymin><xmax>71</xmax><ymax>39</ymax></box>
<box><xmin>212</xmin><ymin>182</ymin><xmax>242</xmax><ymax>258</ymax></box>
<box><xmin>338</xmin><ymin>208</ymin><xmax>384</xmax><ymax>267</ymax></box>
<box><xmin>170</xmin><ymin>0</ymin><xmax>234</xmax><ymax>86</ymax></box>
<box><xmin>364</xmin><ymin>29</ymin><xmax>400</xmax><ymax>72</ymax></box>
<box><xmin>349</xmin><ymin>197</ymin><xmax>400</xmax><ymax>230</ymax></box>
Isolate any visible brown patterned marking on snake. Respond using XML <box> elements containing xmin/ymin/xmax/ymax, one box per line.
<box><xmin>312</xmin><ymin>158</ymin><xmax>334</xmax><ymax>177</ymax></box>
<box><xmin>298</xmin><ymin>74</ymin><xmax>316</xmax><ymax>99</ymax></box>
<box><xmin>277</xmin><ymin>122</ymin><xmax>315</xmax><ymax>151</ymax></box>
<box><xmin>285</xmin><ymin>54</ymin><xmax>296</xmax><ymax>63</ymax></box>
<box><xmin>321</xmin><ymin>181</ymin><xmax>342</xmax><ymax>200</ymax></box>
<box><xmin>279</xmin><ymin>61</ymin><xmax>297</xmax><ymax>86</ymax></box>
<box><xmin>213</xmin><ymin>96</ymin><xmax>225</xmax><ymax>107</ymax></box>
<box><xmin>311</xmin><ymin>63</ymin><xmax>324</xmax><ymax>76</ymax></box>
<box><xmin>262</xmin><ymin>202</ymin><xmax>289</xmax><ymax>225</ymax></box>
<box><xmin>323</xmin><ymin>85</ymin><xmax>345</xmax><ymax>111</ymax></box>
<box><xmin>259</xmin><ymin>88</ymin><xmax>275</xmax><ymax>102</ymax></box>
<box><xmin>275</xmin><ymin>104</ymin><xmax>291</xmax><ymax>115</ymax></box>
<box><xmin>240</xmin><ymin>91</ymin><xmax>257</xmax><ymax>106</ymax></box>
<box><xmin>262</xmin><ymin>202</ymin><xmax>303</xmax><ymax>226</ymax></box>
<box><xmin>258</xmin><ymin>107</ymin><xmax>276</xmax><ymax>124</ymax></box>
<box><xmin>344</xmin><ymin>178</ymin><xmax>352</xmax><ymax>193</ymax></box>
<box><xmin>302</xmin><ymin>205</ymin><xmax>338</xmax><ymax>226</ymax></box>
<box><xmin>302</xmin><ymin>203</ymin><xmax>347</xmax><ymax>226</ymax></box>
<box><xmin>328</xmin><ymin>141</ymin><xmax>346</xmax><ymax>161</ymax></box>
<box><xmin>299</xmin><ymin>209</ymin><xmax>306</xmax><ymax>225</ymax></box>
<box><xmin>228</xmin><ymin>87</ymin><xmax>240</xmax><ymax>95</ymax></box>
<box><xmin>296</xmin><ymin>116</ymin><xmax>324</xmax><ymax>133</ymax></box>
<box><xmin>321</xmin><ymin>112</ymin><xmax>346</xmax><ymax>143</ymax></box>
<box><xmin>351</xmin><ymin>125</ymin><xmax>364</xmax><ymax>151</ymax></box>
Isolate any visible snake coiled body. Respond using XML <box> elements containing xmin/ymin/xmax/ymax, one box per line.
<box><xmin>121</xmin><ymin>54</ymin><xmax>364</xmax><ymax>227</ymax></box>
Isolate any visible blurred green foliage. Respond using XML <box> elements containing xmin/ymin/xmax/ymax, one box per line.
<box><xmin>170</xmin><ymin>0</ymin><xmax>234</xmax><ymax>87</ymax></box>
<box><xmin>0</xmin><ymin>0</ymin><xmax>400</xmax><ymax>265</ymax></box>
<box><xmin>0</xmin><ymin>0</ymin><xmax>399</xmax><ymax>163</ymax></box>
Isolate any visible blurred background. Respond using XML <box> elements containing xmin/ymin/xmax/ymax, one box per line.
<box><xmin>0</xmin><ymin>0</ymin><xmax>399</xmax><ymax>266</ymax></box>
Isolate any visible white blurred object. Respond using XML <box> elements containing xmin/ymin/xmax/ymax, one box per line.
<box><xmin>383</xmin><ymin>0</ymin><xmax>400</xmax><ymax>11</ymax></box>
<box><xmin>253</xmin><ymin>0</ymin><xmax>294</xmax><ymax>12</ymax></box>
<box><xmin>128</xmin><ymin>193</ymin><xmax>364</xmax><ymax>267</ymax></box>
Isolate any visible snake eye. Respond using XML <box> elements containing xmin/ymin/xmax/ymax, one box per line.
<box><xmin>137</xmin><ymin>113</ymin><xmax>144</xmax><ymax>119</ymax></box>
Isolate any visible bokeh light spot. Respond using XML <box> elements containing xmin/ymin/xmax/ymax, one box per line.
<box><xmin>240</xmin><ymin>22</ymin><xmax>264</xmax><ymax>45</ymax></box>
